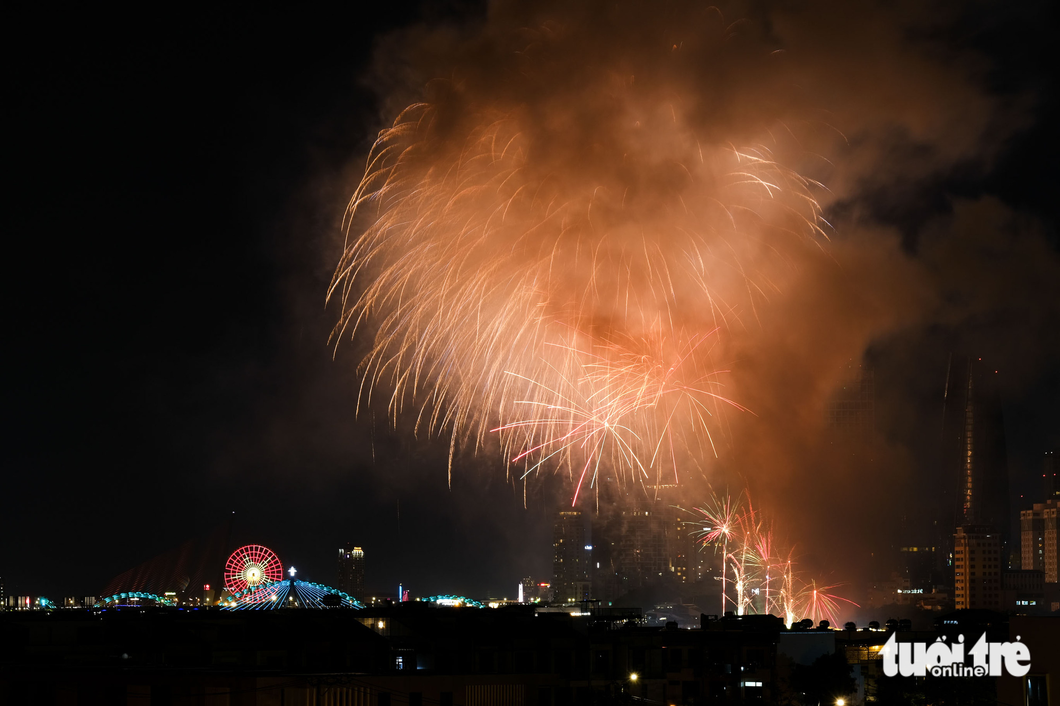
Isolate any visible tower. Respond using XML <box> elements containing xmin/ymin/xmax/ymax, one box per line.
<box><xmin>337</xmin><ymin>544</ymin><xmax>365</xmax><ymax>599</ymax></box>
<box><xmin>942</xmin><ymin>355</ymin><xmax>1011</xmax><ymax>560</ymax></box>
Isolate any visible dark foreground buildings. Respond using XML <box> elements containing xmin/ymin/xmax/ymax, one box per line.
<box><xmin>2</xmin><ymin>604</ymin><xmax>1055</xmax><ymax>705</ymax></box>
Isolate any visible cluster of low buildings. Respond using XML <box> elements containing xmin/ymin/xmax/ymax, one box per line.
<box><xmin>1</xmin><ymin>600</ymin><xmax>1055</xmax><ymax>705</ymax></box>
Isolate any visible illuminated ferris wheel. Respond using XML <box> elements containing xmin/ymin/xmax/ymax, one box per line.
<box><xmin>224</xmin><ymin>544</ymin><xmax>283</xmax><ymax>598</ymax></box>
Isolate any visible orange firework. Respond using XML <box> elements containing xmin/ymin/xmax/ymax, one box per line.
<box><xmin>329</xmin><ymin>20</ymin><xmax>827</xmax><ymax>498</ymax></box>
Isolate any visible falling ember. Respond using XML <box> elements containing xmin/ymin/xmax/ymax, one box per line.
<box><xmin>329</xmin><ymin>11</ymin><xmax>829</xmax><ymax>498</ymax></box>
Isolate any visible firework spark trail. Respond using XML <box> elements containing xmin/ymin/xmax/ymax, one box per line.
<box><xmin>492</xmin><ymin>333</ymin><xmax>751</xmax><ymax>503</ymax></box>
<box><xmin>690</xmin><ymin>492</ymin><xmax>858</xmax><ymax>625</ymax></box>
<box><xmin>329</xmin><ymin>19</ymin><xmax>828</xmax><ymax>498</ymax></box>
<box><xmin>691</xmin><ymin>491</ymin><xmax>741</xmax><ymax>614</ymax></box>
<box><xmin>728</xmin><ymin>500</ymin><xmax>761</xmax><ymax>616</ymax></box>
<box><xmin>779</xmin><ymin>558</ymin><xmax>798</xmax><ymax>629</ymax></box>
<box><xmin>754</xmin><ymin>525</ymin><xmax>776</xmax><ymax>617</ymax></box>
<box><xmin>795</xmin><ymin>580</ymin><xmax>860</xmax><ymax>627</ymax></box>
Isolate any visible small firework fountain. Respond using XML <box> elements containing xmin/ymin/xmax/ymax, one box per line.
<box><xmin>691</xmin><ymin>493</ymin><xmax>858</xmax><ymax>627</ymax></box>
<box><xmin>221</xmin><ymin>544</ymin><xmax>362</xmax><ymax>610</ymax></box>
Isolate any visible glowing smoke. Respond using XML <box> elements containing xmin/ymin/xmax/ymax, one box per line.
<box><xmin>329</xmin><ymin>7</ymin><xmax>832</xmax><ymax>502</ymax></box>
<box><xmin>313</xmin><ymin>0</ymin><xmax>1057</xmax><ymax>605</ymax></box>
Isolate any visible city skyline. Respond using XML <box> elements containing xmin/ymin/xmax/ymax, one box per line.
<box><xmin>4</xmin><ymin>0</ymin><xmax>1059</xmax><ymax>620</ymax></box>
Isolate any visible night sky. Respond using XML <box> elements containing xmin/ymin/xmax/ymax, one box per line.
<box><xmin>5</xmin><ymin>1</ymin><xmax>1058</xmax><ymax>606</ymax></box>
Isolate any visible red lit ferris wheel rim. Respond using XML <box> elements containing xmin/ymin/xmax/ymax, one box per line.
<box><xmin>224</xmin><ymin>544</ymin><xmax>283</xmax><ymax>595</ymax></box>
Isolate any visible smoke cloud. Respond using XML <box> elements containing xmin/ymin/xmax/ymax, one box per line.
<box><xmin>323</xmin><ymin>0</ymin><xmax>1059</xmax><ymax>604</ymax></box>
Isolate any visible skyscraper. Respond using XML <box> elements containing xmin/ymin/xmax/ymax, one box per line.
<box><xmin>611</xmin><ymin>506</ymin><xmax>670</xmax><ymax>591</ymax></box>
<box><xmin>552</xmin><ymin>511</ymin><xmax>591</xmax><ymax>603</ymax></box>
<box><xmin>590</xmin><ymin>492</ymin><xmax>700</xmax><ymax>602</ymax></box>
<box><xmin>337</xmin><ymin>544</ymin><xmax>365</xmax><ymax>599</ymax></box>
<box><xmin>942</xmin><ymin>355</ymin><xmax>1011</xmax><ymax>558</ymax></box>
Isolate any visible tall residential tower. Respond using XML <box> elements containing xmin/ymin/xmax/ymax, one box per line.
<box><xmin>552</xmin><ymin>511</ymin><xmax>591</xmax><ymax>603</ymax></box>
<box><xmin>337</xmin><ymin>544</ymin><xmax>365</xmax><ymax>599</ymax></box>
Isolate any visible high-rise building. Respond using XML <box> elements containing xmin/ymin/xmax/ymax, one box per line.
<box><xmin>942</xmin><ymin>356</ymin><xmax>1011</xmax><ymax>559</ymax></box>
<box><xmin>337</xmin><ymin>545</ymin><xmax>365</xmax><ymax>599</ymax></box>
<box><xmin>590</xmin><ymin>495</ymin><xmax>699</xmax><ymax>601</ymax></box>
<box><xmin>954</xmin><ymin>526</ymin><xmax>1003</xmax><ymax>610</ymax></box>
<box><xmin>1020</xmin><ymin>500</ymin><xmax>1058</xmax><ymax>579</ymax></box>
<box><xmin>666</xmin><ymin>507</ymin><xmax>698</xmax><ymax>585</ymax></box>
<box><xmin>612</xmin><ymin>506</ymin><xmax>669</xmax><ymax>591</ymax></box>
<box><xmin>552</xmin><ymin>511</ymin><xmax>591</xmax><ymax>603</ymax></box>
<box><xmin>1020</xmin><ymin>500</ymin><xmax>1059</xmax><ymax>584</ymax></box>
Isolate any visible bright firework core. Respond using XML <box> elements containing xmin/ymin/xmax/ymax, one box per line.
<box><xmin>331</xmin><ymin>9</ymin><xmax>830</xmax><ymax>502</ymax></box>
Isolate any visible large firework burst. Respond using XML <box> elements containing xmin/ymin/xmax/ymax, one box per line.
<box><xmin>330</xmin><ymin>15</ymin><xmax>828</xmax><ymax>499</ymax></box>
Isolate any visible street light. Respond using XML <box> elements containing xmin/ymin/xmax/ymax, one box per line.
<box><xmin>629</xmin><ymin>672</ymin><xmax>639</xmax><ymax>682</ymax></box>
<box><xmin>835</xmin><ymin>699</ymin><xmax>846</xmax><ymax>706</ymax></box>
